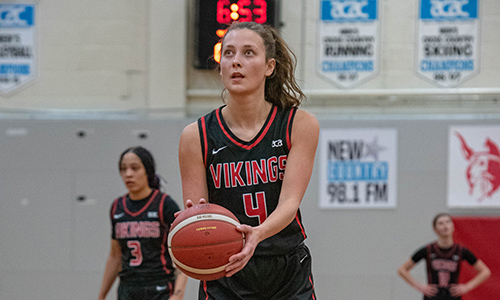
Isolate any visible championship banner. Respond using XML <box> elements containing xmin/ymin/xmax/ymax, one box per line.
<box><xmin>319</xmin><ymin>128</ymin><xmax>397</xmax><ymax>209</ymax></box>
<box><xmin>452</xmin><ymin>217</ymin><xmax>500</xmax><ymax>299</ymax></box>
<box><xmin>448</xmin><ymin>126</ymin><xmax>500</xmax><ymax>207</ymax></box>
<box><xmin>318</xmin><ymin>0</ymin><xmax>379</xmax><ymax>88</ymax></box>
<box><xmin>0</xmin><ymin>3</ymin><xmax>37</xmax><ymax>96</ymax></box>
<box><xmin>416</xmin><ymin>0</ymin><xmax>480</xmax><ymax>87</ymax></box>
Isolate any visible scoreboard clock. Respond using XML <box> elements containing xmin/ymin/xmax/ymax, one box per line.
<box><xmin>194</xmin><ymin>0</ymin><xmax>280</xmax><ymax>69</ymax></box>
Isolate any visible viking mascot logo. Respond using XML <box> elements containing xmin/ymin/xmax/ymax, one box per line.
<box><xmin>455</xmin><ymin>132</ymin><xmax>500</xmax><ymax>202</ymax></box>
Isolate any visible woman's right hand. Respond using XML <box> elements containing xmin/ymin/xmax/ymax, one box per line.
<box><xmin>174</xmin><ymin>198</ymin><xmax>207</xmax><ymax>217</ymax></box>
<box><xmin>419</xmin><ymin>284</ymin><xmax>438</xmax><ymax>297</ymax></box>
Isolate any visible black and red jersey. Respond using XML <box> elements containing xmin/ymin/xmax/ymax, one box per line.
<box><xmin>110</xmin><ymin>189</ymin><xmax>180</xmax><ymax>284</ymax></box>
<box><xmin>412</xmin><ymin>242</ymin><xmax>478</xmax><ymax>300</ymax></box>
<box><xmin>198</xmin><ymin>105</ymin><xmax>307</xmax><ymax>256</ymax></box>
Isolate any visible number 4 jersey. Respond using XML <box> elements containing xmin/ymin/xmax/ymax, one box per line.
<box><xmin>110</xmin><ymin>189</ymin><xmax>180</xmax><ymax>284</ymax></box>
<box><xmin>198</xmin><ymin>105</ymin><xmax>307</xmax><ymax>256</ymax></box>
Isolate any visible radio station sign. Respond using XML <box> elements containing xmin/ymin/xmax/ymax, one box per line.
<box><xmin>318</xmin><ymin>0</ymin><xmax>379</xmax><ymax>88</ymax></box>
<box><xmin>416</xmin><ymin>0</ymin><xmax>480</xmax><ymax>87</ymax></box>
<box><xmin>0</xmin><ymin>3</ymin><xmax>36</xmax><ymax>96</ymax></box>
<box><xmin>319</xmin><ymin>128</ymin><xmax>397</xmax><ymax>209</ymax></box>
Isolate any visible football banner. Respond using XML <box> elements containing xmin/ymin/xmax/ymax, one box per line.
<box><xmin>319</xmin><ymin>128</ymin><xmax>397</xmax><ymax>209</ymax></box>
<box><xmin>318</xmin><ymin>0</ymin><xmax>379</xmax><ymax>88</ymax></box>
<box><xmin>448</xmin><ymin>126</ymin><xmax>500</xmax><ymax>207</ymax></box>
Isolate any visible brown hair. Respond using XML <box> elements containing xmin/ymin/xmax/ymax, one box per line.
<box><xmin>220</xmin><ymin>22</ymin><xmax>305</xmax><ymax>109</ymax></box>
<box><xmin>432</xmin><ymin>212</ymin><xmax>452</xmax><ymax>228</ymax></box>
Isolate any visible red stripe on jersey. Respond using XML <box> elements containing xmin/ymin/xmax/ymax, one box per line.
<box><xmin>309</xmin><ymin>275</ymin><xmax>317</xmax><ymax>300</ymax></box>
<box><xmin>111</xmin><ymin>198</ymin><xmax>119</xmax><ymax>219</ymax></box>
<box><xmin>159</xmin><ymin>194</ymin><xmax>167</xmax><ymax>227</ymax></box>
<box><xmin>158</xmin><ymin>194</ymin><xmax>172</xmax><ymax>275</ymax></box>
<box><xmin>201</xmin><ymin>116</ymin><xmax>208</xmax><ymax>167</ymax></box>
<box><xmin>216</xmin><ymin>106</ymin><xmax>278</xmax><ymax>150</ymax></box>
<box><xmin>295</xmin><ymin>213</ymin><xmax>307</xmax><ymax>239</ymax></box>
<box><xmin>203</xmin><ymin>281</ymin><xmax>209</xmax><ymax>300</ymax></box>
<box><xmin>286</xmin><ymin>108</ymin><xmax>295</xmax><ymax>150</ymax></box>
<box><xmin>122</xmin><ymin>189</ymin><xmax>159</xmax><ymax>217</ymax></box>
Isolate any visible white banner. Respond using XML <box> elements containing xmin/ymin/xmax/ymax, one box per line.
<box><xmin>448</xmin><ymin>126</ymin><xmax>500</xmax><ymax>207</ymax></box>
<box><xmin>416</xmin><ymin>0</ymin><xmax>480</xmax><ymax>87</ymax></box>
<box><xmin>318</xmin><ymin>0</ymin><xmax>379</xmax><ymax>88</ymax></box>
<box><xmin>0</xmin><ymin>3</ymin><xmax>37</xmax><ymax>96</ymax></box>
<box><xmin>319</xmin><ymin>128</ymin><xmax>397</xmax><ymax>209</ymax></box>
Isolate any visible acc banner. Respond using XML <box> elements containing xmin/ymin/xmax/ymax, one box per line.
<box><xmin>319</xmin><ymin>128</ymin><xmax>397</xmax><ymax>209</ymax></box>
<box><xmin>318</xmin><ymin>0</ymin><xmax>379</xmax><ymax>88</ymax></box>
<box><xmin>0</xmin><ymin>3</ymin><xmax>37</xmax><ymax>96</ymax></box>
<box><xmin>416</xmin><ymin>0</ymin><xmax>480</xmax><ymax>87</ymax></box>
<box><xmin>448</xmin><ymin>126</ymin><xmax>500</xmax><ymax>207</ymax></box>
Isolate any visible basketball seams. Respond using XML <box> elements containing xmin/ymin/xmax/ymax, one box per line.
<box><xmin>168</xmin><ymin>214</ymin><xmax>241</xmax><ymax>247</ymax></box>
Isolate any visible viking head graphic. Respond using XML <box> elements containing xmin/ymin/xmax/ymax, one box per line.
<box><xmin>455</xmin><ymin>132</ymin><xmax>500</xmax><ymax>202</ymax></box>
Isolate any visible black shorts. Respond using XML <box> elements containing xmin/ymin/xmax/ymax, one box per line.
<box><xmin>117</xmin><ymin>279</ymin><xmax>174</xmax><ymax>300</ymax></box>
<box><xmin>198</xmin><ymin>243</ymin><xmax>317</xmax><ymax>300</ymax></box>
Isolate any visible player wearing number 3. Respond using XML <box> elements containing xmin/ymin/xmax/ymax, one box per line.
<box><xmin>98</xmin><ymin>147</ymin><xmax>187</xmax><ymax>300</ymax></box>
<box><xmin>179</xmin><ymin>22</ymin><xmax>318</xmax><ymax>299</ymax></box>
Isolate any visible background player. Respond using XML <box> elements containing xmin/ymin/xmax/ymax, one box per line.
<box><xmin>398</xmin><ymin>212</ymin><xmax>490</xmax><ymax>300</ymax></box>
<box><xmin>98</xmin><ymin>146</ymin><xmax>187</xmax><ymax>300</ymax></box>
<box><xmin>178</xmin><ymin>21</ymin><xmax>318</xmax><ymax>299</ymax></box>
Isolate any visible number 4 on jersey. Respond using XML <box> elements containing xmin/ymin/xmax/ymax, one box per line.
<box><xmin>243</xmin><ymin>192</ymin><xmax>267</xmax><ymax>224</ymax></box>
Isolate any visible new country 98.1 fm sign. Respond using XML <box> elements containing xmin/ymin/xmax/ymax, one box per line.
<box><xmin>0</xmin><ymin>3</ymin><xmax>37</xmax><ymax>96</ymax></box>
<box><xmin>318</xmin><ymin>0</ymin><xmax>379</xmax><ymax>88</ymax></box>
<box><xmin>417</xmin><ymin>0</ymin><xmax>480</xmax><ymax>87</ymax></box>
<box><xmin>319</xmin><ymin>129</ymin><xmax>397</xmax><ymax>209</ymax></box>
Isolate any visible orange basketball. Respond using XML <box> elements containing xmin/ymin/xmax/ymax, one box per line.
<box><xmin>168</xmin><ymin>203</ymin><xmax>245</xmax><ymax>281</ymax></box>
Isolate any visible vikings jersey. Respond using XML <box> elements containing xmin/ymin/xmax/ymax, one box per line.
<box><xmin>198</xmin><ymin>105</ymin><xmax>307</xmax><ymax>255</ymax></box>
<box><xmin>412</xmin><ymin>243</ymin><xmax>477</xmax><ymax>300</ymax></box>
<box><xmin>110</xmin><ymin>189</ymin><xmax>180</xmax><ymax>284</ymax></box>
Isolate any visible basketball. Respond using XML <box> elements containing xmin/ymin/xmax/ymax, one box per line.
<box><xmin>168</xmin><ymin>203</ymin><xmax>245</xmax><ymax>281</ymax></box>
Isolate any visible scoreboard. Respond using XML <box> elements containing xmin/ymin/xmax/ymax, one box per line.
<box><xmin>194</xmin><ymin>0</ymin><xmax>280</xmax><ymax>69</ymax></box>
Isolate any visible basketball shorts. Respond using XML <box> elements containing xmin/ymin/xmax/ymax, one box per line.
<box><xmin>117</xmin><ymin>279</ymin><xmax>174</xmax><ymax>300</ymax></box>
<box><xmin>198</xmin><ymin>243</ymin><xmax>317</xmax><ymax>300</ymax></box>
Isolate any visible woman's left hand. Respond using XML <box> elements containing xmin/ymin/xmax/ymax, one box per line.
<box><xmin>224</xmin><ymin>224</ymin><xmax>259</xmax><ymax>277</ymax></box>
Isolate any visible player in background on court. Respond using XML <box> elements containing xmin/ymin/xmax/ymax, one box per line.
<box><xmin>98</xmin><ymin>146</ymin><xmax>187</xmax><ymax>300</ymax></box>
<box><xmin>398</xmin><ymin>212</ymin><xmax>490</xmax><ymax>300</ymax></box>
<box><xmin>179</xmin><ymin>21</ymin><xmax>318</xmax><ymax>299</ymax></box>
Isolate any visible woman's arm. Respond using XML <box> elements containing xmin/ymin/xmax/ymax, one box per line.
<box><xmin>450</xmin><ymin>259</ymin><xmax>491</xmax><ymax>297</ymax></box>
<box><xmin>397</xmin><ymin>258</ymin><xmax>438</xmax><ymax>297</ymax></box>
<box><xmin>178</xmin><ymin>122</ymin><xmax>209</xmax><ymax>207</ymax></box>
<box><xmin>169</xmin><ymin>269</ymin><xmax>189</xmax><ymax>300</ymax></box>
<box><xmin>98</xmin><ymin>239</ymin><xmax>122</xmax><ymax>300</ymax></box>
<box><xmin>226</xmin><ymin>110</ymin><xmax>319</xmax><ymax>276</ymax></box>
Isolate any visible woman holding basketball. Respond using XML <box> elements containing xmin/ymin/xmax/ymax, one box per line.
<box><xmin>179</xmin><ymin>21</ymin><xmax>318</xmax><ymax>299</ymax></box>
<box><xmin>98</xmin><ymin>146</ymin><xmax>187</xmax><ymax>300</ymax></box>
<box><xmin>397</xmin><ymin>213</ymin><xmax>490</xmax><ymax>300</ymax></box>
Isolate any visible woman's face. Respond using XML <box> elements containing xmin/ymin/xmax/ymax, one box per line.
<box><xmin>434</xmin><ymin>215</ymin><xmax>455</xmax><ymax>237</ymax></box>
<box><xmin>119</xmin><ymin>152</ymin><xmax>149</xmax><ymax>194</ymax></box>
<box><xmin>220</xmin><ymin>28</ymin><xmax>275</xmax><ymax>97</ymax></box>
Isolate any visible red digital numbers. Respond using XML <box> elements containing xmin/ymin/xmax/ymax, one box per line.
<box><xmin>216</xmin><ymin>0</ymin><xmax>267</xmax><ymax>24</ymax></box>
<box><xmin>253</xmin><ymin>0</ymin><xmax>267</xmax><ymax>23</ymax></box>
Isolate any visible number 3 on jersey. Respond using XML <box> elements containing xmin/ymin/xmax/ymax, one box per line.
<box><xmin>127</xmin><ymin>240</ymin><xmax>143</xmax><ymax>266</ymax></box>
<box><xmin>243</xmin><ymin>192</ymin><xmax>267</xmax><ymax>224</ymax></box>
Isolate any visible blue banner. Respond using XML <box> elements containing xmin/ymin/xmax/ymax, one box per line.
<box><xmin>321</xmin><ymin>0</ymin><xmax>378</xmax><ymax>22</ymax></box>
<box><xmin>0</xmin><ymin>4</ymin><xmax>35</xmax><ymax>28</ymax></box>
<box><xmin>420</xmin><ymin>0</ymin><xmax>478</xmax><ymax>20</ymax></box>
